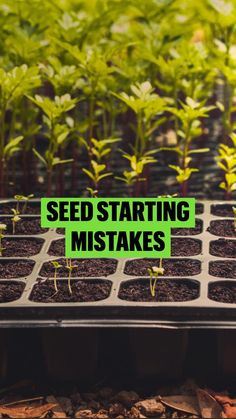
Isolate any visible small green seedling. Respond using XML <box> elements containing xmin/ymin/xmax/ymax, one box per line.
<box><xmin>233</xmin><ymin>207</ymin><xmax>236</xmax><ymax>231</ymax></box>
<box><xmin>14</xmin><ymin>195</ymin><xmax>24</xmax><ymax>213</ymax></box>
<box><xmin>147</xmin><ymin>260</ymin><xmax>164</xmax><ymax>298</ymax></box>
<box><xmin>65</xmin><ymin>259</ymin><xmax>77</xmax><ymax>295</ymax></box>
<box><xmin>0</xmin><ymin>223</ymin><xmax>7</xmax><ymax>256</ymax></box>
<box><xmin>51</xmin><ymin>260</ymin><xmax>62</xmax><ymax>293</ymax></box>
<box><xmin>11</xmin><ymin>208</ymin><xmax>21</xmax><ymax>235</ymax></box>
<box><xmin>217</xmin><ymin>133</ymin><xmax>236</xmax><ymax>199</ymax></box>
<box><xmin>22</xmin><ymin>194</ymin><xmax>34</xmax><ymax>213</ymax></box>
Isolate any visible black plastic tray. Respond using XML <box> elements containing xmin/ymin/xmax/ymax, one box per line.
<box><xmin>0</xmin><ymin>199</ymin><xmax>235</xmax><ymax>329</ymax></box>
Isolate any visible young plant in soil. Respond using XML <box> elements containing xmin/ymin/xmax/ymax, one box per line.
<box><xmin>83</xmin><ymin>137</ymin><xmax>118</xmax><ymax>197</ymax></box>
<box><xmin>66</xmin><ymin>259</ymin><xmax>78</xmax><ymax>295</ymax></box>
<box><xmin>28</xmin><ymin>94</ymin><xmax>77</xmax><ymax>196</ymax></box>
<box><xmin>22</xmin><ymin>194</ymin><xmax>34</xmax><ymax>214</ymax></box>
<box><xmin>0</xmin><ymin>223</ymin><xmax>6</xmax><ymax>256</ymax></box>
<box><xmin>161</xmin><ymin>98</ymin><xmax>213</xmax><ymax>196</ymax></box>
<box><xmin>216</xmin><ymin>133</ymin><xmax>236</xmax><ymax>199</ymax></box>
<box><xmin>233</xmin><ymin>207</ymin><xmax>236</xmax><ymax>230</ymax></box>
<box><xmin>0</xmin><ymin>65</ymin><xmax>41</xmax><ymax>197</ymax></box>
<box><xmin>51</xmin><ymin>260</ymin><xmax>62</xmax><ymax>294</ymax></box>
<box><xmin>115</xmin><ymin>81</ymin><xmax>165</xmax><ymax>195</ymax></box>
<box><xmin>11</xmin><ymin>209</ymin><xmax>21</xmax><ymax>235</ymax></box>
<box><xmin>147</xmin><ymin>260</ymin><xmax>164</xmax><ymax>298</ymax></box>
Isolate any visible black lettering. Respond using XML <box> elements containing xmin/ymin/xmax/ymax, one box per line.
<box><xmin>177</xmin><ymin>202</ymin><xmax>189</xmax><ymax>221</ymax></box>
<box><xmin>153</xmin><ymin>231</ymin><xmax>165</xmax><ymax>251</ymax></box>
<box><xmin>97</xmin><ymin>201</ymin><xmax>108</xmax><ymax>221</ymax></box>
<box><xmin>71</xmin><ymin>231</ymin><xmax>87</xmax><ymax>251</ymax></box>
<box><xmin>47</xmin><ymin>201</ymin><xmax>58</xmax><ymax>221</ymax></box>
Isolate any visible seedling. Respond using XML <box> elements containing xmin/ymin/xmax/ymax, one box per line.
<box><xmin>160</xmin><ymin>98</ymin><xmax>213</xmax><ymax>196</ymax></box>
<box><xmin>0</xmin><ymin>223</ymin><xmax>6</xmax><ymax>257</ymax></box>
<box><xmin>14</xmin><ymin>195</ymin><xmax>25</xmax><ymax>213</ymax></box>
<box><xmin>233</xmin><ymin>207</ymin><xmax>236</xmax><ymax>231</ymax></box>
<box><xmin>11</xmin><ymin>209</ymin><xmax>21</xmax><ymax>235</ymax></box>
<box><xmin>65</xmin><ymin>259</ymin><xmax>77</xmax><ymax>295</ymax></box>
<box><xmin>28</xmin><ymin>94</ymin><xmax>77</xmax><ymax>196</ymax></box>
<box><xmin>217</xmin><ymin>133</ymin><xmax>236</xmax><ymax>199</ymax></box>
<box><xmin>51</xmin><ymin>261</ymin><xmax>62</xmax><ymax>293</ymax></box>
<box><xmin>22</xmin><ymin>194</ymin><xmax>34</xmax><ymax>214</ymax></box>
<box><xmin>147</xmin><ymin>260</ymin><xmax>164</xmax><ymax>298</ymax></box>
<box><xmin>83</xmin><ymin>138</ymin><xmax>118</xmax><ymax>196</ymax></box>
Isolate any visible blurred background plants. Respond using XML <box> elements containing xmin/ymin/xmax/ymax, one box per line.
<box><xmin>0</xmin><ymin>0</ymin><xmax>235</xmax><ymax>199</ymax></box>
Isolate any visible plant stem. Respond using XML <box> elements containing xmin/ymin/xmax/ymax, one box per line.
<box><xmin>54</xmin><ymin>269</ymin><xmax>58</xmax><ymax>293</ymax></box>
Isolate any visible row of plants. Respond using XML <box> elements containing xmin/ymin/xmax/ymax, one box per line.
<box><xmin>0</xmin><ymin>0</ymin><xmax>236</xmax><ymax>199</ymax></box>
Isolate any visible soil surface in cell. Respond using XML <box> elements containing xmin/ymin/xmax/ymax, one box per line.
<box><xmin>119</xmin><ymin>279</ymin><xmax>199</xmax><ymax>302</ymax></box>
<box><xmin>0</xmin><ymin>260</ymin><xmax>34</xmax><ymax>278</ymax></box>
<box><xmin>196</xmin><ymin>203</ymin><xmax>204</xmax><ymax>214</ymax></box>
<box><xmin>124</xmin><ymin>258</ymin><xmax>201</xmax><ymax>276</ymax></box>
<box><xmin>56</xmin><ymin>228</ymin><xmax>64</xmax><ymax>235</ymax></box>
<box><xmin>0</xmin><ymin>282</ymin><xmax>25</xmax><ymax>303</ymax></box>
<box><xmin>209</xmin><ymin>261</ymin><xmax>236</xmax><ymax>279</ymax></box>
<box><xmin>208</xmin><ymin>220</ymin><xmax>236</xmax><ymax>237</ymax></box>
<box><xmin>0</xmin><ymin>217</ymin><xmax>47</xmax><ymax>235</ymax></box>
<box><xmin>172</xmin><ymin>219</ymin><xmax>203</xmax><ymax>236</ymax></box>
<box><xmin>0</xmin><ymin>203</ymin><xmax>40</xmax><ymax>215</ymax></box>
<box><xmin>2</xmin><ymin>238</ymin><xmax>43</xmax><ymax>257</ymax></box>
<box><xmin>209</xmin><ymin>281</ymin><xmax>236</xmax><ymax>303</ymax></box>
<box><xmin>210</xmin><ymin>239</ymin><xmax>236</xmax><ymax>258</ymax></box>
<box><xmin>211</xmin><ymin>204</ymin><xmax>234</xmax><ymax>217</ymax></box>
<box><xmin>40</xmin><ymin>257</ymin><xmax>117</xmax><ymax>277</ymax></box>
<box><xmin>30</xmin><ymin>279</ymin><xmax>111</xmax><ymax>303</ymax></box>
<box><xmin>171</xmin><ymin>238</ymin><xmax>201</xmax><ymax>256</ymax></box>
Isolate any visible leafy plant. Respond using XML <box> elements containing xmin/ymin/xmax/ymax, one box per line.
<box><xmin>160</xmin><ymin>98</ymin><xmax>213</xmax><ymax>196</ymax></box>
<box><xmin>147</xmin><ymin>260</ymin><xmax>164</xmax><ymax>298</ymax></box>
<box><xmin>0</xmin><ymin>65</ymin><xmax>40</xmax><ymax>196</ymax></box>
<box><xmin>216</xmin><ymin>132</ymin><xmax>236</xmax><ymax>199</ymax></box>
<box><xmin>83</xmin><ymin>137</ymin><xmax>118</xmax><ymax>196</ymax></box>
<box><xmin>28</xmin><ymin>94</ymin><xmax>77</xmax><ymax>196</ymax></box>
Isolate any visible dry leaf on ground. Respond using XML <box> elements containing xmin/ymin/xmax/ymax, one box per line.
<box><xmin>161</xmin><ymin>395</ymin><xmax>200</xmax><ymax>416</ymax></box>
<box><xmin>196</xmin><ymin>389</ymin><xmax>226</xmax><ymax>418</ymax></box>
<box><xmin>0</xmin><ymin>402</ymin><xmax>56</xmax><ymax>418</ymax></box>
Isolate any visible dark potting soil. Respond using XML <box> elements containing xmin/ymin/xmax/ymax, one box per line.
<box><xmin>30</xmin><ymin>279</ymin><xmax>111</xmax><ymax>303</ymax></box>
<box><xmin>209</xmin><ymin>261</ymin><xmax>236</xmax><ymax>279</ymax></box>
<box><xmin>0</xmin><ymin>202</ymin><xmax>40</xmax><ymax>215</ymax></box>
<box><xmin>0</xmin><ymin>260</ymin><xmax>35</xmax><ymax>278</ymax></box>
<box><xmin>172</xmin><ymin>219</ymin><xmax>203</xmax><ymax>236</ymax></box>
<box><xmin>196</xmin><ymin>203</ymin><xmax>204</xmax><ymax>214</ymax></box>
<box><xmin>124</xmin><ymin>258</ymin><xmax>201</xmax><ymax>276</ymax></box>
<box><xmin>0</xmin><ymin>282</ymin><xmax>25</xmax><ymax>303</ymax></box>
<box><xmin>118</xmin><ymin>279</ymin><xmax>199</xmax><ymax>302</ymax></box>
<box><xmin>40</xmin><ymin>257</ymin><xmax>117</xmax><ymax>277</ymax></box>
<box><xmin>0</xmin><ymin>217</ymin><xmax>47</xmax><ymax>235</ymax></box>
<box><xmin>56</xmin><ymin>228</ymin><xmax>64</xmax><ymax>235</ymax></box>
<box><xmin>211</xmin><ymin>204</ymin><xmax>235</xmax><ymax>217</ymax></box>
<box><xmin>208</xmin><ymin>220</ymin><xmax>236</xmax><ymax>237</ymax></box>
<box><xmin>48</xmin><ymin>239</ymin><xmax>65</xmax><ymax>256</ymax></box>
<box><xmin>2</xmin><ymin>238</ymin><xmax>44</xmax><ymax>257</ymax></box>
<box><xmin>209</xmin><ymin>281</ymin><xmax>236</xmax><ymax>303</ymax></box>
<box><xmin>171</xmin><ymin>238</ymin><xmax>202</xmax><ymax>256</ymax></box>
<box><xmin>210</xmin><ymin>239</ymin><xmax>236</xmax><ymax>258</ymax></box>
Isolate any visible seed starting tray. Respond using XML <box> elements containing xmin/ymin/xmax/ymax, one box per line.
<box><xmin>0</xmin><ymin>200</ymin><xmax>235</xmax><ymax>329</ymax></box>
